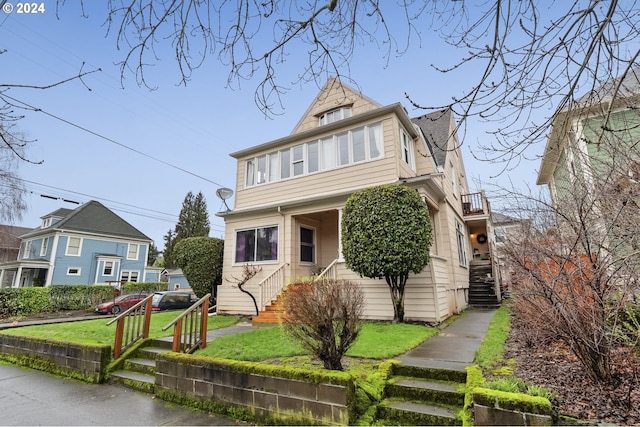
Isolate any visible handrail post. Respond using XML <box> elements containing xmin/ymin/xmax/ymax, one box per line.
<box><xmin>143</xmin><ymin>298</ymin><xmax>152</xmax><ymax>338</ymax></box>
<box><xmin>200</xmin><ymin>299</ymin><xmax>209</xmax><ymax>349</ymax></box>
<box><xmin>172</xmin><ymin>318</ymin><xmax>183</xmax><ymax>353</ymax></box>
<box><xmin>113</xmin><ymin>317</ymin><xmax>125</xmax><ymax>359</ymax></box>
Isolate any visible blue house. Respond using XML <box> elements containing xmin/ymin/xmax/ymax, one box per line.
<box><xmin>0</xmin><ymin>201</ymin><xmax>156</xmax><ymax>288</ymax></box>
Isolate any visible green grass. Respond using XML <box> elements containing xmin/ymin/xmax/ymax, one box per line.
<box><xmin>195</xmin><ymin>321</ymin><xmax>436</xmax><ymax>361</ymax></box>
<box><xmin>0</xmin><ymin>313</ymin><xmax>240</xmax><ymax>345</ymax></box>
<box><xmin>474</xmin><ymin>304</ymin><xmax>511</xmax><ymax>370</ymax></box>
<box><xmin>483</xmin><ymin>377</ymin><xmax>554</xmax><ymax>401</ymax></box>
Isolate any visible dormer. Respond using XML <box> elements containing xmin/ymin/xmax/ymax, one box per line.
<box><xmin>40</xmin><ymin>208</ymin><xmax>72</xmax><ymax>229</ymax></box>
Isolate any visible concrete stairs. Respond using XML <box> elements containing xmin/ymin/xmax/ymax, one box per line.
<box><xmin>468</xmin><ymin>262</ymin><xmax>500</xmax><ymax>307</ymax></box>
<box><xmin>376</xmin><ymin>363</ymin><xmax>465</xmax><ymax>425</ymax></box>
<box><xmin>109</xmin><ymin>337</ymin><xmax>173</xmax><ymax>393</ymax></box>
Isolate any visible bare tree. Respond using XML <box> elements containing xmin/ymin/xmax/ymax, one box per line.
<box><xmin>61</xmin><ymin>1</ymin><xmax>640</xmax><ymax>169</ymax></box>
<box><xmin>498</xmin><ymin>125</ymin><xmax>640</xmax><ymax>382</ymax></box>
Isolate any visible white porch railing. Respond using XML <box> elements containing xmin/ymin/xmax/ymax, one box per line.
<box><xmin>316</xmin><ymin>259</ymin><xmax>339</xmax><ymax>280</ymax></box>
<box><xmin>258</xmin><ymin>263</ymin><xmax>288</xmax><ymax>311</ymax></box>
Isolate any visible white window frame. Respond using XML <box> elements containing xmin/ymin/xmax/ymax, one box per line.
<box><xmin>451</xmin><ymin>162</ymin><xmax>458</xmax><ymax>198</ymax></box>
<box><xmin>65</xmin><ymin>237</ymin><xmax>82</xmax><ymax>256</ymax></box>
<box><xmin>400</xmin><ymin>128</ymin><xmax>416</xmax><ymax>171</ymax></box>
<box><xmin>103</xmin><ymin>261</ymin><xmax>114</xmax><ymax>276</ymax></box>
<box><xmin>120</xmin><ymin>270</ymin><xmax>139</xmax><ymax>282</ymax></box>
<box><xmin>40</xmin><ymin>237</ymin><xmax>49</xmax><ymax>257</ymax></box>
<box><xmin>299</xmin><ymin>225</ymin><xmax>316</xmax><ymax>264</ymax></box>
<box><xmin>319</xmin><ymin>106</ymin><xmax>352</xmax><ymax>125</ymax></box>
<box><xmin>455</xmin><ymin>220</ymin><xmax>467</xmax><ymax>267</ymax></box>
<box><xmin>244</xmin><ymin>122</ymin><xmax>384</xmax><ymax>187</ymax></box>
<box><xmin>234</xmin><ymin>225</ymin><xmax>279</xmax><ymax>264</ymax></box>
<box><xmin>42</xmin><ymin>217</ymin><xmax>52</xmax><ymax>228</ymax></box>
<box><xmin>127</xmin><ymin>243</ymin><xmax>139</xmax><ymax>260</ymax></box>
<box><xmin>67</xmin><ymin>267</ymin><xmax>81</xmax><ymax>276</ymax></box>
<box><xmin>24</xmin><ymin>240</ymin><xmax>32</xmax><ymax>259</ymax></box>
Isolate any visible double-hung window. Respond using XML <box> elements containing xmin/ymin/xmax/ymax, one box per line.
<box><xmin>121</xmin><ymin>271</ymin><xmax>139</xmax><ymax>282</ymax></box>
<box><xmin>40</xmin><ymin>237</ymin><xmax>49</xmax><ymax>257</ymax></box>
<box><xmin>235</xmin><ymin>226</ymin><xmax>278</xmax><ymax>263</ymax></box>
<box><xmin>127</xmin><ymin>243</ymin><xmax>139</xmax><ymax>260</ymax></box>
<box><xmin>103</xmin><ymin>261</ymin><xmax>114</xmax><ymax>276</ymax></box>
<box><xmin>455</xmin><ymin>220</ymin><xmax>467</xmax><ymax>267</ymax></box>
<box><xmin>400</xmin><ymin>128</ymin><xmax>416</xmax><ymax>170</ymax></box>
<box><xmin>66</xmin><ymin>237</ymin><xmax>82</xmax><ymax>256</ymax></box>
<box><xmin>23</xmin><ymin>241</ymin><xmax>32</xmax><ymax>259</ymax></box>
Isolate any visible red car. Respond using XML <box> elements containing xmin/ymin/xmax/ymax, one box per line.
<box><xmin>95</xmin><ymin>292</ymin><xmax>148</xmax><ymax>315</ymax></box>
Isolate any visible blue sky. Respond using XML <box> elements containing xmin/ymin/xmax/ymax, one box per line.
<box><xmin>1</xmin><ymin>2</ymin><xmax>545</xmax><ymax>247</ymax></box>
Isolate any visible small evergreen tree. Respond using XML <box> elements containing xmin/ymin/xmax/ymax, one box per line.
<box><xmin>341</xmin><ymin>184</ymin><xmax>432</xmax><ymax>323</ymax></box>
<box><xmin>163</xmin><ymin>191</ymin><xmax>211</xmax><ymax>268</ymax></box>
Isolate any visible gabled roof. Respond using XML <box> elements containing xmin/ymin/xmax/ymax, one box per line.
<box><xmin>0</xmin><ymin>225</ymin><xmax>33</xmax><ymax>249</ymax></box>
<box><xmin>23</xmin><ymin>200</ymin><xmax>151</xmax><ymax>241</ymax></box>
<box><xmin>576</xmin><ymin>66</ymin><xmax>640</xmax><ymax>105</ymax></box>
<box><xmin>411</xmin><ymin>109</ymin><xmax>453</xmax><ymax>168</ymax></box>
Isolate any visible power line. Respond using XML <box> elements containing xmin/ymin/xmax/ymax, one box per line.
<box><xmin>1</xmin><ymin>92</ymin><xmax>229</xmax><ymax>188</ymax></box>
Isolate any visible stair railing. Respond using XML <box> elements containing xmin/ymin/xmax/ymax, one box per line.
<box><xmin>315</xmin><ymin>259</ymin><xmax>339</xmax><ymax>280</ymax></box>
<box><xmin>258</xmin><ymin>263</ymin><xmax>288</xmax><ymax>311</ymax></box>
<box><xmin>162</xmin><ymin>293</ymin><xmax>210</xmax><ymax>354</ymax></box>
<box><xmin>107</xmin><ymin>294</ymin><xmax>153</xmax><ymax>359</ymax></box>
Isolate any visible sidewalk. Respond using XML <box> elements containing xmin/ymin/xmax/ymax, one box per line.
<box><xmin>400</xmin><ymin>307</ymin><xmax>497</xmax><ymax>371</ymax></box>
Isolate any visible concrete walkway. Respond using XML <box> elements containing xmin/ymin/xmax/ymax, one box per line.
<box><xmin>400</xmin><ymin>308</ymin><xmax>497</xmax><ymax>372</ymax></box>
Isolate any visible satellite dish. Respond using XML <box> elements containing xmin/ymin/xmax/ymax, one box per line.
<box><xmin>216</xmin><ymin>187</ymin><xmax>234</xmax><ymax>211</ymax></box>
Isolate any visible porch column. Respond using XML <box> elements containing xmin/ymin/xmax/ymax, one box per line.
<box><xmin>14</xmin><ymin>266</ymin><xmax>23</xmax><ymax>288</ymax></box>
<box><xmin>0</xmin><ymin>269</ymin><xmax>4</xmax><ymax>288</ymax></box>
<box><xmin>338</xmin><ymin>208</ymin><xmax>344</xmax><ymax>261</ymax></box>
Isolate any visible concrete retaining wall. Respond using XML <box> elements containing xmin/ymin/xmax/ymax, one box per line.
<box><xmin>155</xmin><ymin>354</ymin><xmax>352</xmax><ymax>425</ymax></box>
<box><xmin>473</xmin><ymin>389</ymin><xmax>554</xmax><ymax>426</ymax></box>
<box><xmin>0</xmin><ymin>334</ymin><xmax>110</xmax><ymax>383</ymax></box>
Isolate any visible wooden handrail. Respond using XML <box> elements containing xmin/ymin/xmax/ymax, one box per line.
<box><xmin>258</xmin><ymin>263</ymin><xmax>288</xmax><ymax>311</ymax></box>
<box><xmin>107</xmin><ymin>294</ymin><xmax>153</xmax><ymax>359</ymax></box>
<box><xmin>162</xmin><ymin>293</ymin><xmax>210</xmax><ymax>354</ymax></box>
<box><xmin>316</xmin><ymin>259</ymin><xmax>339</xmax><ymax>280</ymax></box>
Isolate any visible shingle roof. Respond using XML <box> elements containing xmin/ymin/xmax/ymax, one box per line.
<box><xmin>577</xmin><ymin>66</ymin><xmax>640</xmax><ymax>105</ymax></box>
<box><xmin>42</xmin><ymin>208</ymin><xmax>73</xmax><ymax>219</ymax></box>
<box><xmin>0</xmin><ymin>225</ymin><xmax>33</xmax><ymax>249</ymax></box>
<box><xmin>37</xmin><ymin>200</ymin><xmax>151</xmax><ymax>241</ymax></box>
<box><xmin>410</xmin><ymin>109</ymin><xmax>453</xmax><ymax>168</ymax></box>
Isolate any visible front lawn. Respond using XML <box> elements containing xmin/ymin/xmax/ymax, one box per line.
<box><xmin>0</xmin><ymin>312</ymin><xmax>240</xmax><ymax>345</ymax></box>
<box><xmin>194</xmin><ymin>321</ymin><xmax>438</xmax><ymax>361</ymax></box>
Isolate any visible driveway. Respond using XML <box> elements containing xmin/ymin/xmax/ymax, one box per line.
<box><xmin>0</xmin><ymin>363</ymin><xmax>244</xmax><ymax>426</ymax></box>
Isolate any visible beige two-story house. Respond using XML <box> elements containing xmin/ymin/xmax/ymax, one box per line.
<box><xmin>216</xmin><ymin>79</ymin><xmax>498</xmax><ymax>322</ymax></box>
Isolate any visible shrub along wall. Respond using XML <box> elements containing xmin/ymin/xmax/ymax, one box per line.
<box><xmin>0</xmin><ymin>283</ymin><xmax>168</xmax><ymax>317</ymax></box>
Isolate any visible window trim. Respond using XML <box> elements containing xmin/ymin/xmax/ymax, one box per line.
<box><xmin>120</xmin><ymin>270</ymin><xmax>140</xmax><ymax>282</ymax></box>
<box><xmin>299</xmin><ymin>225</ymin><xmax>316</xmax><ymax>264</ymax></box>
<box><xmin>67</xmin><ymin>267</ymin><xmax>81</xmax><ymax>276</ymax></box>
<box><xmin>103</xmin><ymin>261</ymin><xmax>114</xmax><ymax>276</ymax></box>
<box><xmin>245</xmin><ymin>122</ymin><xmax>384</xmax><ymax>188</ymax></box>
<box><xmin>234</xmin><ymin>225</ymin><xmax>279</xmax><ymax>264</ymax></box>
<box><xmin>24</xmin><ymin>240</ymin><xmax>32</xmax><ymax>259</ymax></box>
<box><xmin>40</xmin><ymin>237</ymin><xmax>49</xmax><ymax>257</ymax></box>
<box><xmin>400</xmin><ymin>128</ymin><xmax>416</xmax><ymax>171</ymax></box>
<box><xmin>127</xmin><ymin>243</ymin><xmax>139</xmax><ymax>260</ymax></box>
<box><xmin>319</xmin><ymin>106</ymin><xmax>352</xmax><ymax>126</ymax></box>
<box><xmin>455</xmin><ymin>220</ymin><xmax>467</xmax><ymax>267</ymax></box>
<box><xmin>65</xmin><ymin>236</ymin><xmax>82</xmax><ymax>257</ymax></box>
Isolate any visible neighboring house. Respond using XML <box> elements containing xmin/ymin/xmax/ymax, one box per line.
<box><xmin>490</xmin><ymin>212</ymin><xmax>533</xmax><ymax>292</ymax></box>
<box><xmin>165</xmin><ymin>268</ymin><xmax>191</xmax><ymax>291</ymax></box>
<box><xmin>216</xmin><ymin>79</ymin><xmax>499</xmax><ymax>322</ymax></box>
<box><xmin>0</xmin><ymin>225</ymin><xmax>33</xmax><ymax>287</ymax></box>
<box><xmin>538</xmin><ymin>67</ymin><xmax>640</xmax><ymax>205</ymax></box>
<box><xmin>0</xmin><ymin>201</ymin><xmax>156</xmax><ymax>287</ymax></box>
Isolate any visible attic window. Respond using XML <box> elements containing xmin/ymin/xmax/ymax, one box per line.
<box><xmin>42</xmin><ymin>217</ymin><xmax>52</xmax><ymax>228</ymax></box>
<box><xmin>319</xmin><ymin>107</ymin><xmax>352</xmax><ymax>126</ymax></box>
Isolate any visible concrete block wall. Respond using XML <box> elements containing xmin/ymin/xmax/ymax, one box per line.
<box><xmin>155</xmin><ymin>354</ymin><xmax>352</xmax><ymax>425</ymax></box>
<box><xmin>0</xmin><ymin>334</ymin><xmax>110</xmax><ymax>383</ymax></box>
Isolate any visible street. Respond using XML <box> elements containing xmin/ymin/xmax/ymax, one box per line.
<box><xmin>0</xmin><ymin>363</ymin><xmax>243</xmax><ymax>426</ymax></box>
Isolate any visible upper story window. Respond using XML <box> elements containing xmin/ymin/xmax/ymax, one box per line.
<box><xmin>245</xmin><ymin>122</ymin><xmax>383</xmax><ymax>188</ymax></box>
<box><xmin>127</xmin><ymin>243</ymin><xmax>139</xmax><ymax>260</ymax></box>
<box><xmin>42</xmin><ymin>217</ymin><xmax>52</xmax><ymax>228</ymax></box>
<box><xmin>319</xmin><ymin>107</ymin><xmax>352</xmax><ymax>126</ymax></box>
<box><xmin>40</xmin><ymin>237</ymin><xmax>49</xmax><ymax>257</ymax></box>
<box><xmin>23</xmin><ymin>240</ymin><xmax>32</xmax><ymax>259</ymax></box>
<box><xmin>66</xmin><ymin>236</ymin><xmax>82</xmax><ymax>256</ymax></box>
<box><xmin>455</xmin><ymin>220</ymin><xmax>467</xmax><ymax>267</ymax></box>
<box><xmin>103</xmin><ymin>261</ymin><xmax>114</xmax><ymax>276</ymax></box>
<box><xmin>400</xmin><ymin>128</ymin><xmax>416</xmax><ymax>171</ymax></box>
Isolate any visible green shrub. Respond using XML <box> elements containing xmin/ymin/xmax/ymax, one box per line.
<box><xmin>17</xmin><ymin>287</ymin><xmax>52</xmax><ymax>315</ymax></box>
<box><xmin>0</xmin><ymin>288</ymin><xmax>21</xmax><ymax>317</ymax></box>
<box><xmin>49</xmin><ymin>285</ymin><xmax>114</xmax><ymax>310</ymax></box>
<box><xmin>484</xmin><ymin>377</ymin><xmax>554</xmax><ymax>401</ymax></box>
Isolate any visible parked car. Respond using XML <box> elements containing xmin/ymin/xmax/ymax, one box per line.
<box><xmin>151</xmin><ymin>291</ymin><xmax>198</xmax><ymax>311</ymax></box>
<box><xmin>95</xmin><ymin>292</ymin><xmax>148</xmax><ymax>315</ymax></box>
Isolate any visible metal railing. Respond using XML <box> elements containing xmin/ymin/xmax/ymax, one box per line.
<box><xmin>258</xmin><ymin>263</ymin><xmax>288</xmax><ymax>311</ymax></box>
<box><xmin>107</xmin><ymin>295</ymin><xmax>153</xmax><ymax>359</ymax></box>
<box><xmin>162</xmin><ymin>293</ymin><xmax>210</xmax><ymax>354</ymax></box>
<box><xmin>316</xmin><ymin>259</ymin><xmax>339</xmax><ymax>280</ymax></box>
<box><xmin>461</xmin><ymin>191</ymin><xmax>490</xmax><ymax>216</ymax></box>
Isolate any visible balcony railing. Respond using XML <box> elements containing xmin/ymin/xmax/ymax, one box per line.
<box><xmin>462</xmin><ymin>191</ymin><xmax>490</xmax><ymax>216</ymax></box>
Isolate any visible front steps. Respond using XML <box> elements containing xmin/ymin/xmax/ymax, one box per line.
<box><xmin>468</xmin><ymin>262</ymin><xmax>500</xmax><ymax>308</ymax></box>
<box><xmin>109</xmin><ymin>337</ymin><xmax>172</xmax><ymax>393</ymax></box>
<box><xmin>376</xmin><ymin>363</ymin><xmax>465</xmax><ymax>425</ymax></box>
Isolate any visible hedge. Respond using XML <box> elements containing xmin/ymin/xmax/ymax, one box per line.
<box><xmin>0</xmin><ymin>282</ymin><xmax>169</xmax><ymax>318</ymax></box>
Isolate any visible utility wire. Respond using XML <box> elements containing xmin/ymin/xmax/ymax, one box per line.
<box><xmin>1</xmin><ymin>92</ymin><xmax>229</xmax><ymax>188</ymax></box>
